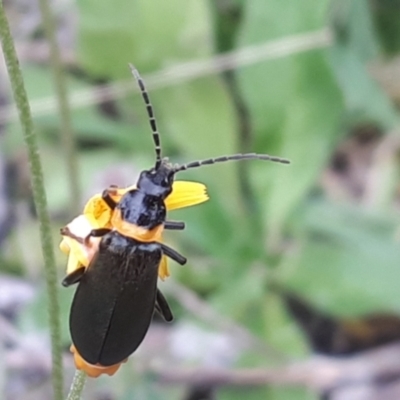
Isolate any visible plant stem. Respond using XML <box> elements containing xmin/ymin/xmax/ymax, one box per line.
<box><xmin>38</xmin><ymin>0</ymin><xmax>81</xmax><ymax>216</ymax></box>
<box><xmin>0</xmin><ymin>3</ymin><xmax>64</xmax><ymax>399</ymax></box>
<box><xmin>66</xmin><ymin>370</ymin><xmax>87</xmax><ymax>400</ymax></box>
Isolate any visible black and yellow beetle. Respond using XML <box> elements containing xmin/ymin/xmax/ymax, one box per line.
<box><xmin>60</xmin><ymin>65</ymin><xmax>290</xmax><ymax>377</ymax></box>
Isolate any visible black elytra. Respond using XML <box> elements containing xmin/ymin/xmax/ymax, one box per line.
<box><xmin>63</xmin><ymin>65</ymin><xmax>290</xmax><ymax>368</ymax></box>
<box><xmin>69</xmin><ymin>234</ymin><xmax>163</xmax><ymax>365</ymax></box>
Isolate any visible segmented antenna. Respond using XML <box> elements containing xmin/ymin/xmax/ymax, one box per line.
<box><xmin>174</xmin><ymin>153</ymin><xmax>290</xmax><ymax>173</ymax></box>
<box><xmin>129</xmin><ymin>64</ymin><xmax>162</xmax><ymax>169</ymax></box>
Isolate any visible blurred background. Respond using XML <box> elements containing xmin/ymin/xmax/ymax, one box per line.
<box><xmin>2</xmin><ymin>0</ymin><xmax>400</xmax><ymax>399</ymax></box>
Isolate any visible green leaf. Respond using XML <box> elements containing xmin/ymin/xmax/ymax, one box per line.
<box><xmin>328</xmin><ymin>44</ymin><xmax>398</xmax><ymax>127</ymax></box>
<box><xmin>237</xmin><ymin>0</ymin><xmax>343</xmax><ymax>241</ymax></box>
<box><xmin>370</xmin><ymin>0</ymin><xmax>400</xmax><ymax>56</ymax></box>
<box><xmin>77</xmin><ymin>0</ymin><xmax>213</xmax><ymax>78</ymax></box>
<box><xmin>328</xmin><ymin>0</ymin><xmax>399</xmax><ymax>129</ymax></box>
<box><xmin>4</xmin><ymin>65</ymin><xmax>143</xmax><ymax>153</ymax></box>
<box><xmin>153</xmin><ymin>78</ymin><xmax>241</xmax><ymax>213</ymax></box>
<box><xmin>76</xmin><ymin>0</ymin><xmax>247</xmax><ymax>225</ymax></box>
<box><xmin>332</xmin><ymin>0</ymin><xmax>379</xmax><ymax>61</ymax></box>
<box><xmin>211</xmin><ymin>265</ymin><xmax>267</xmax><ymax>319</ymax></box>
<box><xmin>279</xmin><ymin>199</ymin><xmax>400</xmax><ymax>314</ymax></box>
<box><xmin>262</xmin><ymin>292</ymin><xmax>309</xmax><ymax>357</ymax></box>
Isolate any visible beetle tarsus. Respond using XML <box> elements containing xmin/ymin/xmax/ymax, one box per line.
<box><xmin>155</xmin><ymin>289</ymin><xmax>173</xmax><ymax>322</ymax></box>
<box><xmin>62</xmin><ymin>266</ymin><xmax>86</xmax><ymax>287</ymax></box>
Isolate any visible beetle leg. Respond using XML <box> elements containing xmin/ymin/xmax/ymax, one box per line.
<box><xmin>160</xmin><ymin>243</ymin><xmax>187</xmax><ymax>265</ymax></box>
<box><xmin>62</xmin><ymin>266</ymin><xmax>86</xmax><ymax>287</ymax></box>
<box><xmin>102</xmin><ymin>186</ymin><xmax>119</xmax><ymax>210</ymax></box>
<box><xmin>164</xmin><ymin>220</ymin><xmax>185</xmax><ymax>230</ymax></box>
<box><xmin>155</xmin><ymin>288</ymin><xmax>173</xmax><ymax>322</ymax></box>
<box><xmin>89</xmin><ymin>228</ymin><xmax>112</xmax><ymax>237</ymax></box>
<box><xmin>60</xmin><ymin>226</ymin><xmax>85</xmax><ymax>244</ymax></box>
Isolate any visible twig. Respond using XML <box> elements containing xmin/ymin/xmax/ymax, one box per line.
<box><xmin>153</xmin><ymin>342</ymin><xmax>400</xmax><ymax>392</ymax></box>
<box><xmin>0</xmin><ymin>4</ymin><xmax>64</xmax><ymax>400</ymax></box>
<box><xmin>0</xmin><ymin>28</ymin><xmax>333</xmax><ymax>124</ymax></box>
<box><xmin>38</xmin><ymin>0</ymin><xmax>80</xmax><ymax>215</ymax></box>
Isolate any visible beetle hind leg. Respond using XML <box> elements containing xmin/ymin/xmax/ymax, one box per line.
<box><xmin>155</xmin><ymin>289</ymin><xmax>173</xmax><ymax>322</ymax></box>
<box><xmin>62</xmin><ymin>266</ymin><xmax>86</xmax><ymax>287</ymax></box>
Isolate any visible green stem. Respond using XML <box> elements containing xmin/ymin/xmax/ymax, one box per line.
<box><xmin>0</xmin><ymin>3</ymin><xmax>64</xmax><ymax>399</ymax></box>
<box><xmin>66</xmin><ymin>370</ymin><xmax>87</xmax><ymax>400</ymax></box>
<box><xmin>38</xmin><ymin>0</ymin><xmax>81</xmax><ymax>216</ymax></box>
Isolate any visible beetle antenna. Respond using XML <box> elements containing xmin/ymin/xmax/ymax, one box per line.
<box><xmin>174</xmin><ymin>153</ymin><xmax>290</xmax><ymax>172</ymax></box>
<box><xmin>129</xmin><ymin>64</ymin><xmax>162</xmax><ymax>169</ymax></box>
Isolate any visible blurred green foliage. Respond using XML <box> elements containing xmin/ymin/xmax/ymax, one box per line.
<box><xmin>4</xmin><ymin>0</ymin><xmax>400</xmax><ymax>398</ymax></box>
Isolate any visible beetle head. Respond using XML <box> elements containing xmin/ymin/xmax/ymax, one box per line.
<box><xmin>137</xmin><ymin>158</ymin><xmax>175</xmax><ymax>199</ymax></box>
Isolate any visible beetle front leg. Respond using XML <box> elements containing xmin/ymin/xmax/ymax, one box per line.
<box><xmin>101</xmin><ymin>185</ymin><xmax>119</xmax><ymax>210</ymax></box>
<box><xmin>164</xmin><ymin>220</ymin><xmax>185</xmax><ymax>230</ymax></box>
<box><xmin>89</xmin><ymin>228</ymin><xmax>113</xmax><ymax>237</ymax></box>
<box><xmin>60</xmin><ymin>226</ymin><xmax>85</xmax><ymax>244</ymax></box>
<box><xmin>160</xmin><ymin>243</ymin><xmax>187</xmax><ymax>265</ymax></box>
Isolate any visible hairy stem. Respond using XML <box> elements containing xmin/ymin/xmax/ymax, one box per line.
<box><xmin>66</xmin><ymin>370</ymin><xmax>87</xmax><ymax>400</ymax></box>
<box><xmin>0</xmin><ymin>3</ymin><xmax>64</xmax><ymax>399</ymax></box>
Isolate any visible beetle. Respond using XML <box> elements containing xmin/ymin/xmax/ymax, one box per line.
<box><xmin>61</xmin><ymin>65</ymin><xmax>290</xmax><ymax>377</ymax></box>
